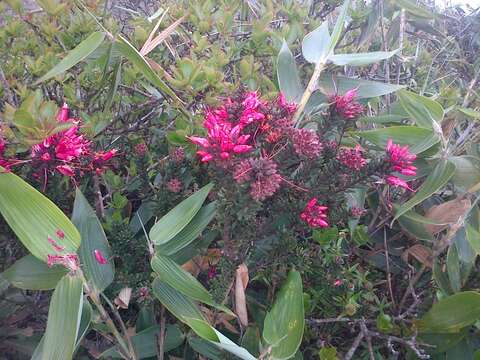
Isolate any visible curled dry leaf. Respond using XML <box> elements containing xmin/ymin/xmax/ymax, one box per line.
<box><xmin>235</xmin><ymin>263</ymin><xmax>249</xmax><ymax>327</ymax></box>
<box><xmin>424</xmin><ymin>197</ymin><xmax>471</xmax><ymax>234</ymax></box>
<box><xmin>114</xmin><ymin>287</ymin><xmax>132</xmax><ymax>309</ymax></box>
<box><xmin>402</xmin><ymin>244</ymin><xmax>433</xmax><ymax>268</ymax></box>
<box><xmin>182</xmin><ymin>248</ymin><xmax>222</xmax><ymax>277</ymax></box>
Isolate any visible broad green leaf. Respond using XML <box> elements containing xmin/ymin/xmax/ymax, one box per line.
<box><xmin>328</xmin><ymin>0</ymin><xmax>350</xmax><ymax>52</ymax></box>
<box><xmin>318</xmin><ymin>74</ymin><xmax>404</xmax><ymax>98</ymax></box>
<box><xmin>263</xmin><ymin>270</ymin><xmax>304</xmax><ymax>360</ymax></box>
<box><xmin>0</xmin><ymin>171</ymin><xmax>80</xmax><ymax>262</ymax></box>
<box><xmin>449</xmin><ymin>156</ymin><xmax>480</xmax><ymax>192</ymax></box>
<box><xmin>397</xmin><ymin>90</ymin><xmax>444</xmax><ymax>129</ymax></box>
<box><xmin>397</xmin><ymin>210</ymin><xmax>434</xmax><ymax>241</ymax></box>
<box><xmin>100</xmin><ymin>324</ymin><xmax>184</xmax><ymax>358</ymax></box>
<box><xmin>354</xmin><ymin>126</ymin><xmax>439</xmax><ymax>154</ymax></box>
<box><xmin>42</xmin><ymin>274</ymin><xmax>83</xmax><ymax>360</ymax></box>
<box><xmin>358</xmin><ymin>114</ymin><xmax>407</xmax><ymax>124</ymax></box>
<box><xmin>149</xmin><ymin>183</ymin><xmax>213</xmax><ymax>245</ymax></box>
<box><xmin>151</xmin><ymin>255</ymin><xmax>213</xmax><ymax>305</ymax></box>
<box><xmin>35</xmin><ymin>32</ymin><xmax>106</xmax><ymax>84</ymax></box>
<box><xmin>189</xmin><ymin>337</ymin><xmax>224</xmax><ymax>360</ymax></box>
<box><xmin>394</xmin><ymin>0</ymin><xmax>435</xmax><ymax>19</ymax></box>
<box><xmin>302</xmin><ymin>22</ymin><xmax>331</xmax><ymax>64</ymax></box>
<box><xmin>152</xmin><ymin>277</ymin><xmax>206</xmax><ymax>323</ymax></box>
<box><xmin>2</xmin><ymin>255</ymin><xmax>67</xmax><ymax>290</ymax></box>
<box><xmin>157</xmin><ymin>202</ymin><xmax>217</xmax><ymax>256</ymax></box>
<box><xmin>277</xmin><ymin>41</ymin><xmax>303</xmax><ymax>103</ymax></box>
<box><xmin>212</xmin><ymin>329</ymin><xmax>257</xmax><ymax>360</ymax></box>
<box><xmin>185</xmin><ymin>318</ymin><xmax>219</xmax><ymax>342</ymax></box>
<box><xmin>458</xmin><ymin>107</ymin><xmax>480</xmax><ymax>120</ymax></box>
<box><xmin>454</xmin><ymin>227</ymin><xmax>476</xmax><ymax>264</ymax></box>
<box><xmin>394</xmin><ymin>160</ymin><xmax>456</xmax><ymax>220</ymax></box>
<box><xmin>466</xmin><ymin>224</ymin><xmax>480</xmax><ymax>255</ymax></box>
<box><xmin>447</xmin><ymin>245</ymin><xmax>461</xmax><ymax>293</ymax></box>
<box><xmin>72</xmin><ymin>188</ymin><xmax>114</xmax><ymax>292</ymax></box>
<box><xmin>416</xmin><ymin>291</ymin><xmax>480</xmax><ymax>333</ymax></box>
<box><xmin>115</xmin><ymin>36</ymin><xmax>182</xmax><ymax>104</ymax></box>
<box><xmin>329</xmin><ymin>49</ymin><xmax>399</xmax><ymax>66</ymax></box>
<box><xmin>32</xmin><ymin>300</ymin><xmax>92</xmax><ymax>360</ymax></box>
<box><xmin>129</xmin><ymin>201</ymin><xmax>155</xmax><ymax>236</ymax></box>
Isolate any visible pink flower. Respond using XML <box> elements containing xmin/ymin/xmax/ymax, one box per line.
<box><xmin>95</xmin><ymin>149</ymin><xmax>117</xmax><ymax>162</ymax></box>
<box><xmin>386</xmin><ymin>139</ymin><xmax>417</xmax><ymax>176</ymax></box>
<box><xmin>386</xmin><ymin>175</ymin><xmax>414</xmax><ymax>191</ymax></box>
<box><xmin>47</xmin><ymin>253</ymin><xmax>80</xmax><ymax>272</ymax></box>
<box><xmin>350</xmin><ymin>207</ymin><xmax>365</xmax><ymax>217</ymax></box>
<box><xmin>207</xmin><ymin>265</ymin><xmax>217</xmax><ymax>280</ymax></box>
<box><xmin>337</xmin><ymin>145</ymin><xmax>367</xmax><ymax>171</ymax></box>
<box><xmin>291</xmin><ymin>129</ymin><xmax>323</xmax><ymax>159</ymax></box>
<box><xmin>277</xmin><ymin>93</ymin><xmax>297</xmax><ymax>114</ymax></box>
<box><xmin>135</xmin><ymin>143</ymin><xmax>148</xmax><ymax>156</ymax></box>
<box><xmin>56</xmin><ymin>103</ymin><xmax>70</xmax><ymax>122</ymax></box>
<box><xmin>300</xmin><ymin>198</ymin><xmax>329</xmax><ymax>228</ymax></box>
<box><xmin>170</xmin><ymin>147</ymin><xmax>185</xmax><ymax>162</ymax></box>
<box><xmin>166</xmin><ymin>178</ymin><xmax>182</xmax><ymax>193</ymax></box>
<box><xmin>56</xmin><ymin>164</ymin><xmax>75</xmax><ymax>177</ymax></box>
<box><xmin>94</xmin><ymin>249</ymin><xmax>108</xmax><ymax>265</ymax></box>
<box><xmin>240</xmin><ymin>91</ymin><xmax>265</xmax><ymax>126</ymax></box>
<box><xmin>333</xmin><ymin>279</ymin><xmax>343</xmax><ymax>287</ymax></box>
<box><xmin>331</xmin><ymin>89</ymin><xmax>364</xmax><ymax>120</ymax></box>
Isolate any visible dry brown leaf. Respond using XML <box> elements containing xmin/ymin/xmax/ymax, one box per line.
<box><xmin>182</xmin><ymin>249</ymin><xmax>222</xmax><ymax>277</ymax></box>
<box><xmin>402</xmin><ymin>244</ymin><xmax>433</xmax><ymax>268</ymax></box>
<box><xmin>114</xmin><ymin>287</ymin><xmax>132</xmax><ymax>309</ymax></box>
<box><xmin>235</xmin><ymin>263</ymin><xmax>249</xmax><ymax>327</ymax></box>
<box><xmin>441</xmin><ymin>117</ymin><xmax>456</xmax><ymax>138</ymax></box>
<box><xmin>424</xmin><ymin>197</ymin><xmax>471</xmax><ymax>234</ymax></box>
<box><xmin>140</xmin><ymin>15</ymin><xmax>187</xmax><ymax>56</ymax></box>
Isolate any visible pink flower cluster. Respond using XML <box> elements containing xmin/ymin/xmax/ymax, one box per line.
<box><xmin>234</xmin><ymin>157</ymin><xmax>282</xmax><ymax>201</ymax></box>
<box><xmin>300</xmin><ymin>198</ymin><xmax>329</xmax><ymax>228</ymax></box>
<box><xmin>331</xmin><ymin>89</ymin><xmax>364</xmax><ymax>120</ymax></box>
<box><xmin>385</xmin><ymin>139</ymin><xmax>417</xmax><ymax>191</ymax></box>
<box><xmin>337</xmin><ymin>145</ymin><xmax>367</xmax><ymax>171</ymax></box>
<box><xmin>188</xmin><ymin>92</ymin><xmax>267</xmax><ymax>163</ymax></box>
<box><xmin>291</xmin><ymin>129</ymin><xmax>323</xmax><ymax>159</ymax></box>
<box><xmin>30</xmin><ymin>103</ymin><xmax>116</xmax><ymax>179</ymax></box>
<box><xmin>167</xmin><ymin>178</ymin><xmax>182</xmax><ymax>193</ymax></box>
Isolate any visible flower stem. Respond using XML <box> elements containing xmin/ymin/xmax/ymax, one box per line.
<box><xmin>293</xmin><ymin>61</ymin><xmax>326</xmax><ymax>127</ymax></box>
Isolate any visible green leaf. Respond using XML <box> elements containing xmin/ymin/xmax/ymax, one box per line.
<box><xmin>212</xmin><ymin>329</ymin><xmax>257</xmax><ymax>360</ymax></box>
<box><xmin>277</xmin><ymin>41</ymin><xmax>303</xmax><ymax>103</ymax></box>
<box><xmin>447</xmin><ymin>245</ymin><xmax>461</xmax><ymax>293</ymax></box>
<box><xmin>152</xmin><ymin>277</ymin><xmax>206</xmax><ymax>323</ymax></box>
<box><xmin>466</xmin><ymin>224</ymin><xmax>480</xmax><ymax>255</ymax></box>
<box><xmin>397</xmin><ymin>90</ymin><xmax>444</xmax><ymax>129</ymax></box>
<box><xmin>185</xmin><ymin>318</ymin><xmax>219</xmax><ymax>342</ymax></box>
<box><xmin>458</xmin><ymin>107</ymin><xmax>480</xmax><ymax>120</ymax></box>
<box><xmin>151</xmin><ymin>254</ymin><xmax>214</xmax><ymax>305</ymax></box>
<box><xmin>302</xmin><ymin>22</ymin><xmax>331</xmax><ymax>64</ymax></box>
<box><xmin>329</xmin><ymin>49</ymin><xmax>399</xmax><ymax>66</ymax></box>
<box><xmin>0</xmin><ymin>171</ymin><xmax>81</xmax><ymax>262</ymax></box>
<box><xmin>157</xmin><ymin>202</ymin><xmax>217</xmax><ymax>256</ymax></box>
<box><xmin>42</xmin><ymin>274</ymin><xmax>84</xmax><ymax>360</ymax></box>
<box><xmin>189</xmin><ymin>337</ymin><xmax>223</xmax><ymax>360</ymax></box>
<box><xmin>354</xmin><ymin>126</ymin><xmax>439</xmax><ymax>154</ymax></box>
<box><xmin>149</xmin><ymin>183</ymin><xmax>213</xmax><ymax>245</ymax></box>
<box><xmin>328</xmin><ymin>0</ymin><xmax>350</xmax><ymax>53</ymax></box>
<box><xmin>72</xmin><ymin>188</ymin><xmax>114</xmax><ymax>292</ymax></box>
<box><xmin>35</xmin><ymin>32</ymin><xmax>106</xmax><ymax>84</ymax></box>
<box><xmin>397</xmin><ymin>210</ymin><xmax>434</xmax><ymax>241</ymax></box>
<box><xmin>115</xmin><ymin>35</ymin><xmax>182</xmax><ymax>104</ymax></box>
<box><xmin>449</xmin><ymin>156</ymin><xmax>480</xmax><ymax>192</ymax></box>
<box><xmin>100</xmin><ymin>324</ymin><xmax>184</xmax><ymax>358</ymax></box>
<box><xmin>394</xmin><ymin>160</ymin><xmax>456</xmax><ymax>220</ymax></box>
<box><xmin>417</xmin><ymin>291</ymin><xmax>480</xmax><ymax>333</ymax></box>
<box><xmin>358</xmin><ymin>114</ymin><xmax>407</xmax><ymax>124</ymax></box>
<box><xmin>2</xmin><ymin>255</ymin><xmax>67</xmax><ymax>290</ymax></box>
<box><xmin>318</xmin><ymin>74</ymin><xmax>404</xmax><ymax>98</ymax></box>
<box><xmin>263</xmin><ymin>270</ymin><xmax>304</xmax><ymax>360</ymax></box>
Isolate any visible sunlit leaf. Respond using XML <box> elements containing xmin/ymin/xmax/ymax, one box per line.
<box><xmin>277</xmin><ymin>41</ymin><xmax>303</xmax><ymax>103</ymax></box>
<box><xmin>329</xmin><ymin>49</ymin><xmax>399</xmax><ymax>66</ymax></box>
<box><xmin>302</xmin><ymin>22</ymin><xmax>331</xmax><ymax>64</ymax></box>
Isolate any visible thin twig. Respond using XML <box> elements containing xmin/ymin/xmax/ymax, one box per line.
<box><xmin>156</xmin><ymin>305</ymin><xmax>166</xmax><ymax>360</ymax></box>
<box><xmin>384</xmin><ymin>227</ymin><xmax>396</xmax><ymax>307</ymax></box>
<box><xmin>344</xmin><ymin>327</ymin><xmax>364</xmax><ymax>360</ymax></box>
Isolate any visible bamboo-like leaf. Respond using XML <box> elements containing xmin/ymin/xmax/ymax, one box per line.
<box><xmin>277</xmin><ymin>41</ymin><xmax>303</xmax><ymax>103</ymax></box>
<box><xmin>329</xmin><ymin>49</ymin><xmax>399</xmax><ymax>66</ymax></box>
<box><xmin>354</xmin><ymin>126</ymin><xmax>440</xmax><ymax>154</ymax></box>
<box><xmin>318</xmin><ymin>74</ymin><xmax>404</xmax><ymax>98</ymax></box>
<box><xmin>42</xmin><ymin>274</ymin><xmax>83</xmax><ymax>360</ymax></box>
<box><xmin>35</xmin><ymin>32</ymin><xmax>106</xmax><ymax>84</ymax></box>
<box><xmin>156</xmin><ymin>201</ymin><xmax>217</xmax><ymax>256</ymax></box>
<box><xmin>398</xmin><ymin>90</ymin><xmax>444</xmax><ymax>129</ymax></box>
<box><xmin>115</xmin><ymin>35</ymin><xmax>182</xmax><ymax>104</ymax></box>
<box><xmin>394</xmin><ymin>160</ymin><xmax>456</xmax><ymax>220</ymax></box>
<box><xmin>149</xmin><ymin>183</ymin><xmax>213</xmax><ymax>245</ymax></box>
<box><xmin>263</xmin><ymin>270</ymin><xmax>304</xmax><ymax>360</ymax></box>
<box><xmin>302</xmin><ymin>22</ymin><xmax>331</xmax><ymax>64</ymax></box>
<box><xmin>72</xmin><ymin>188</ymin><xmax>114</xmax><ymax>292</ymax></box>
<box><xmin>328</xmin><ymin>0</ymin><xmax>350</xmax><ymax>52</ymax></box>
<box><xmin>0</xmin><ymin>170</ymin><xmax>80</xmax><ymax>262</ymax></box>
<box><xmin>2</xmin><ymin>255</ymin><xmax>67</xmax><ymax>290</ymax></box>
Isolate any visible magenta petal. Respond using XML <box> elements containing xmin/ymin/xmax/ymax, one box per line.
<box><xmin>233</xmin><ymin>145</ymin><xmax>252</xmax><ymax>153</ymax></box>
<box><xmin>94</xmin><ymin>249</ymin><xmax>108</xmax><ymax>265</ymax></box>
<box><xmin>187</xmin><ymin>136</ymin><xmax>210</xmax><ymax>148</ymax></box>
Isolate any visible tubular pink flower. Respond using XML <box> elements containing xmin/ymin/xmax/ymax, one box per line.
<box><xmin>386</xmin><ymin>175</ymin><xmax>414</xmax><ymax>191</ymax></box>
<box><xmin>291</xmin><ymin>129</ymin><xmax>323</xmax><ymax>159</ymax></box>
<box><xmin>277</xmin><ymin>93</ymin><xmax>297</xmax><ymax>114</ymax></box>
<box><xmin>56</xmin><ymin>164</ymin><xmax>75</xmax><ymax>177</ymax></box>
<box><xmin>331</xmin><ymin>89</ymin><xmax>364</xmax><ymax>120</ymax></box>
<box><xmin>187</xmin><ymin>136</ymin><xmax>211</xmax><ymax>148</ymax></box>
<box><xmin>337</xmin><ymin>145</ymin><xmax>367</xmax><ymax>171</ymax></box>
<box><xmin>300</xmin><ymin>198</ymin><xmax>329</xmax><ymax>228</ymax></box>
<box><xmin>385</xmin><ymin>139</ymin><xmax>416</xmax><ymax>190</ymax></box>
<box><xmin>56</xmin><ymin>103</ymin><xmax>70</xmax><ymax>122</ymax></box>
<box><xmin>94</xmin><ymin>249</ymin><xmax>108</xmax><ymax>265</ymax></box>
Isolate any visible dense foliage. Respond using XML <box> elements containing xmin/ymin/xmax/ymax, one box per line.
<box><xmin>1</xmin><ymin>0</ymin><xmax>480</xmax><ymax>359</ymax></box>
